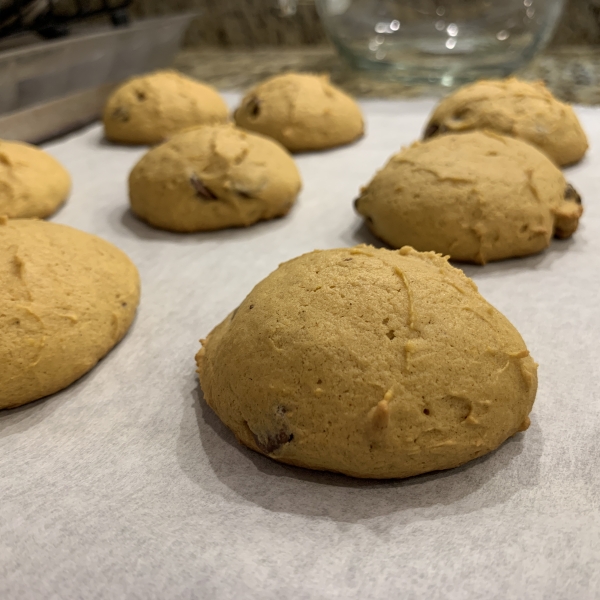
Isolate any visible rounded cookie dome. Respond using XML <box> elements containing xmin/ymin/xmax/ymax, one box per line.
<box><xmin>0</xmin><ymin>219</ymin><xmax>140</xmax><ymax>409</ymax></box>
<box><xmin>355</xmin><ymin>131</ymin><xmax>582</xmax><ymax>264</ymax></box>
<box><xmin>423</xmin><ymin>78</ymin><xmax>588</xmax><ymax>166</ymax></box>
<box><xmin>196</xmin><ymin>245</ymin><xmax>537</xmax><ymax>479</ymax></box>
<box><xmin>129</xmin><ymin>124</ymin><xmax>302</xmax><ymax>232</ymax></box>
<box><xmin>234</xmin><ymin>72</ymin><xmax>364</xmax><ymax>152</ymax></box>
<box><xmin>103</xmin><ymin>70</ymin><xmax>229</xmax><ymax>145</ymax></box>
<box><xmin>0</xmin><ymin>140</ymin><xmax>70</xmax><ymax>219</ymax></box>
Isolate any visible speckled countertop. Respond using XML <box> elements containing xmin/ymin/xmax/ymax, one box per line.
<box><xmin>175</xmin><ymin>44</ymin><xmax>600</xmax><ymax>104</ymax></box>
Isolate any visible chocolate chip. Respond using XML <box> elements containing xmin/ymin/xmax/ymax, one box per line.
<box><xmin>255</xmin><ymin>431</ymin><xmax>294</xmax><ymax>454</ymax></box>
<box><xmin>135</xmin><ymin>90</ymin><xmax>146</xmax><ymax>102</ymax></box>
<box><xmin>249</xmin><ymin>304</ymin><xmax>254</xmax><ymax>309</ymax></box>
<box><xmin>246</xmin><ymin>96</ymin><xmax>261</xmax><ymax>117</ymax></box>
<box><xmin>424</xmin><ymin>122</ymin><xmax>446</xmax><ymax>139</ymax></box>
<box><xmin>237</xmin><ymin>190</ymin><xmax>253</xmax><ymax>199</ymax></box>
<box><xmin>112</xmin><ymin>107</ymin><xmax>129</xmax><ymax>122</ymax></box>
<box><xmin>190</xmin><ymin>175</ymin><xmax>218</xmax><ymax>200</ymax></box>
<box><xmin>564</xmin><ymin>183</ymin><xmax>582</xmax><ymax>205</ymax></box>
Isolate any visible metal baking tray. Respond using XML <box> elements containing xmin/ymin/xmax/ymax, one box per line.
<box><xmin>0</xmin><ymin>13</ymin><xmax>196</xmax><ymax>142</ymax></box>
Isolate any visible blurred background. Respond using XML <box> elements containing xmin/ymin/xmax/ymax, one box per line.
<box><xmin>1</xmin><ymin>0</ymin><xmax>600</xmax><ymax>142</ymax></box>
<box><xmin>132</xmin><ymin>0</ymin><xmax>600</xmax><ymax>48</ymax></box>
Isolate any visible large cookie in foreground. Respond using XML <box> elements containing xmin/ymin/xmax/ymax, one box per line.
<box><xmin>0</xmin><ymin>219</ymin><xmax>140</xmax><ymax>409</ymax></box>
<box><xmin>423</xmin><ymin>78</ymin><xmax>588</xmax><ymax>166</ymax></box>
<box><xmin>0</xmin><ymin>140</ymin><xmax>71</xmax><ymax>219</ymax></box>
<box><xmin>103</xmin><ymin>70</ymin><xmax>229</xmax><ymax>145</ymax></box>
<box><xmin>129</xmin><ymin>124</ymin><xmax>302</xmax><ymax>232</ymax></box>
<box><xmin>196</xmin><ymin>245</ymin><xmax>537</xmax><ymax>479</ymax></box>
<box><xmin>234</xmin><ymin>72</ymin><xmax>364</xmax><ymax>152</ymax></box>
<box><xmin>355</xmin><ymin>131</ymin><xmax>582</xmax><ymax>264</ymax></box>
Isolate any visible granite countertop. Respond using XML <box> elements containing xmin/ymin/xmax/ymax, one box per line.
<box><xmin>175</xmin><ymin>44</ymin><xmax>600</xmax><ymax>104</ymax></box>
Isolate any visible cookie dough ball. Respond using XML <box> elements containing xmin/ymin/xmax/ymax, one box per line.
<box><xmin>129</xmin><ymin>124</ymin><xmax>302</xmax><ymax>232</ymax></box>
<box><xmin>0</xmin><ymin>140</ymin><xmax>70</xmax><ymax>219</ymax></box>
<box><xmin>0</xmin><ymin>218</ymin><xmax>140</xmax><ymax>409</ymax></box>
<box><xmin>355</xmin><ymin>131</ymin><xmax>583</xmax><ymax>264</ymax></box>
<box><xmin>197</xmin><ymin>245</ymin><xmax>537</xmax><ymax>479</ymax></box>
<box><xmin>424</xmin><ymin>78</ymin><xmax>588</xmax><ymax>166</ymax></box>
<box><xmin>234</xmin><ymin>73</ymin><xmax>364</xmax><ymax>152</ymax></box>
<box><xmin>103</xmin><ymin>70</ymin><xmax>229</xmax><ymax>145</ymax></box>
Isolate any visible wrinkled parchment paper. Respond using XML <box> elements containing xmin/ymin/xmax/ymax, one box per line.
<box><xmin>1</xmin><ymin>93</ymin><xmax>599</xmax><ymax>600</ymax></box>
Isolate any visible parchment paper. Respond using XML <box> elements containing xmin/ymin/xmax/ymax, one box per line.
<box><xmin>1</xmin><ymin>93</ymin><xmax>599</xmax><ymax>600</ymax></box>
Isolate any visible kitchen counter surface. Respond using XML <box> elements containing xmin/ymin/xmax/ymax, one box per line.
<box><xmin>175</xmin><ymin>44</ymin><xmax>600</xmax><ymax>104</ymax></box>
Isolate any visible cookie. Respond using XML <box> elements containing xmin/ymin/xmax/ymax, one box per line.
<box><xmin>0</xmin><ymin>140</ymin><xmax>70</xmax><ymax>219</ymax></box>
<box><xmin>129</xmin><ymin>124</ymin><xmax>302</xmax><ymax>232</ymax></box>
<box><xmin>103</xmin><ymin>70</ymin><xmax>229</xmax><ymax>145</ymax></box>
<box><xmin>196</xmin><ymin>245</ymin><xmax>537</xmax><ymax>479</ymax></box>
<box><xmin>355</xmin><ymin>131</ymin><xmax>583</xmax><ymax>264</ymax></box>
<box><xmin>0</xmin><ymin>218</ymin><xmax>140</xmax><ymax>410</ymax></box>
<box><xmin>234</xmin><ymin>73</ymin><xmax>364</xmax><ymax>152</ymax></box>
<box><xmin>424</xmin><ymin>78</ymin><xmax>588</xmax><ymax>166</ymax></box>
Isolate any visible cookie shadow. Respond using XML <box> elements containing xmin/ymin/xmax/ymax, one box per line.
<box><xmin>96</xmin><ymin>135</ymin><xmax>150</xmax><ymax>149</ymax></box>
<box><xmin>459</xmin><ymin>236</ymin><xmax>578</xmax><ymax>279</ymax></box>
<box><xmin>0</xmin><ymin>315</ymin><xmax>140</xmax><ymax>436</ymax></box>
<box><xmin>117</xmin><ymin>207</ymin><xmax>178</xmax><ymax>242</ymax></box>
<box><xmin>114</xmin><ymin>206</ymin><xmax>298</xmax><ymax>244</ymax></box>
<box><xmin>342</xmin><ymin>219</ymin><xmax>390</xmax><ymax>249</ymax></box>
<box><xmin>343</xmin><ymin>220</ymin><xmax>579</xmax><ymax>277</ymax></box>
<box><xmin>176</xmin><ymin>384</ymin><xmax>543</xmax><ymax>524</ymax></box>
<box><xmin>0</xmin><ymin>367</ymin><xmax>96</xmax><ymax>437</ymax></box>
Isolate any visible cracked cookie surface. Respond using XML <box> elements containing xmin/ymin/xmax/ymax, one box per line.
<box><xmin>234</xmin><ymin>72</ymin><xmax>364</xmax><ymax>152</ymax></box>
<box><xmin>0</xmin><ymin>218</ymin><xmax>140</xmax><ymax>409</ymax></box>
<box><xmin>196</xmin><ymin>245</ymin><xmax>537</xmax><ymax>479</ymax></box>
<box><xmin>423</xmin><ymin>78</ymin><xmax>588</xmax><ymax>166</ymax></box>
<box><xmin>103</xmin><ymin>70</ymin><xmax>229</xmax><ymax>145</ymax></box>
<box><xmin>355</xmin><ymin>131</ymin><xmax>582</xmax><ymax>264</ymax></box>
<box><xmin>128</xmin><ymin>124</ymin><xmax>302</xmax><ymax>232</ymax></box>
<box><xmin>0</xmin><ymin>140</ymin><xmax>70</xmax><ymax>219</ymax></box>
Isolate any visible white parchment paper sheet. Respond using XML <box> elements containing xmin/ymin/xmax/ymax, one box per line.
<box><xmin>1</xmin><ymin>93</ymin><xmax>599</xmax><ymax>600</ymax></box>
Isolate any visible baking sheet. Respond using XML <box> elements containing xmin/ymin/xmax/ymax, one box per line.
<box><xmin>1</xmin><ymin>93</ymin><xmax>600</xmax><ymax>600</ymax></box>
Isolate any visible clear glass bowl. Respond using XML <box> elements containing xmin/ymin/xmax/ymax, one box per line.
<box><xmin>315</xmin><ymin>0</ymin><xmax>565</xmax><ymax>85</ymax></box>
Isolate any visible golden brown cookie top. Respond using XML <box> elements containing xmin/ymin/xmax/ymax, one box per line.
<box><xmin>0</xmin><ymin>140</ymin><xmax>71</xmax><ymax>219</ymax></box>
<box><xmin>356</xmin><ymin>131</ymin><xmax>582</xmax><ymax>264</ymax></box>
<box><xmin>128</xmin><ymin>123</ymin><xmax>302</xmax><ymax>232</ymax></box>
<box><xmin>197</xmin><ymin>244</ymin><xmax>537</xmax><ymax>479</ymax></box>
<box><xmin>234</xmin><ymin>72</ymin><xmax>364</xmax><ymax>152</ymax></box>
<box><xmin>424</xmin><ymin>78</ymin><xmax>588</xmax><ymax>166</ymax></box>
<box><xmin>0</xmin><ymin>219</ymin><xmax>140</xmax><ymax>409</ymax></box>
<box><xmin>103</xmin><ymin>69</ymin><xmax>229</xmax><ymax>145</ymax></box>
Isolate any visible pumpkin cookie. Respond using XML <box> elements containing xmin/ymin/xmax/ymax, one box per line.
<box><xmin>103</xmin><ymin>70</ymin><xmax>229</xmax><ymax>145</ymax></box>
<box><xmin>196</xmin><ymin>245</ymin><xmax>537</xmax><ymax>479</ymax></box>
<box><xmin>0</xmin><ymin>140</ymin><xmax>70</xmax><ymax>219</ymax></box>
<box><xmin>234</xmin><ymin>73</ymin><xmax>364</xmax><ymax>152</ymax></box>
<box><xmin>0</xmin><ymin>218</ymin><xmax>140</xmax><ymax>409</ymax></box>
<box><xmin>355</xmin><ymin>131</ymin><xmax>582</xmax><ymax>264</ymax></box>
<box><xmin>424</xmin><ymin>78</ymin><xmax>588</xmax><ymax>166</ymax></box>
<box><xmin>129</xmin><ymin>124</ymin><xmax>302</xmax><ymax>232</ymax></box>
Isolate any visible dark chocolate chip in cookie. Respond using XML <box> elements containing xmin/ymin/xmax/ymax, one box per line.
<box><xmin>190</xmin><ymin>174</ymin><xmax>218</xmax><ymax>200</ymax></box>
<box><xmin>253</xmin><ymin>428</ymin><xmax>294</xmax><ymax>454</ymax></box>
<box><xmin>424</xmin><ymin>122</ymin><xmax>446</xmax><ymax>139</ymax></box>
<box><xmin>564</xmin><ymin>183</ymin><xmax>582</xmax><ymax>205</ymax></box>
<box><xmin>246</xmin><ymin>96</ymin><xmax>261</xmax><ymax>118</ymax></box>
<box><xmin>112</xmin><ymin>107</ymin><xmax>130</xmax><ymax>122</ymax></box>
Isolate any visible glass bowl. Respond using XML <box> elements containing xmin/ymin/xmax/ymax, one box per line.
<box><xmin>315</xmin><ymin>0</ymin><xmax>565</xmax><ymax>85</ymax></box>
